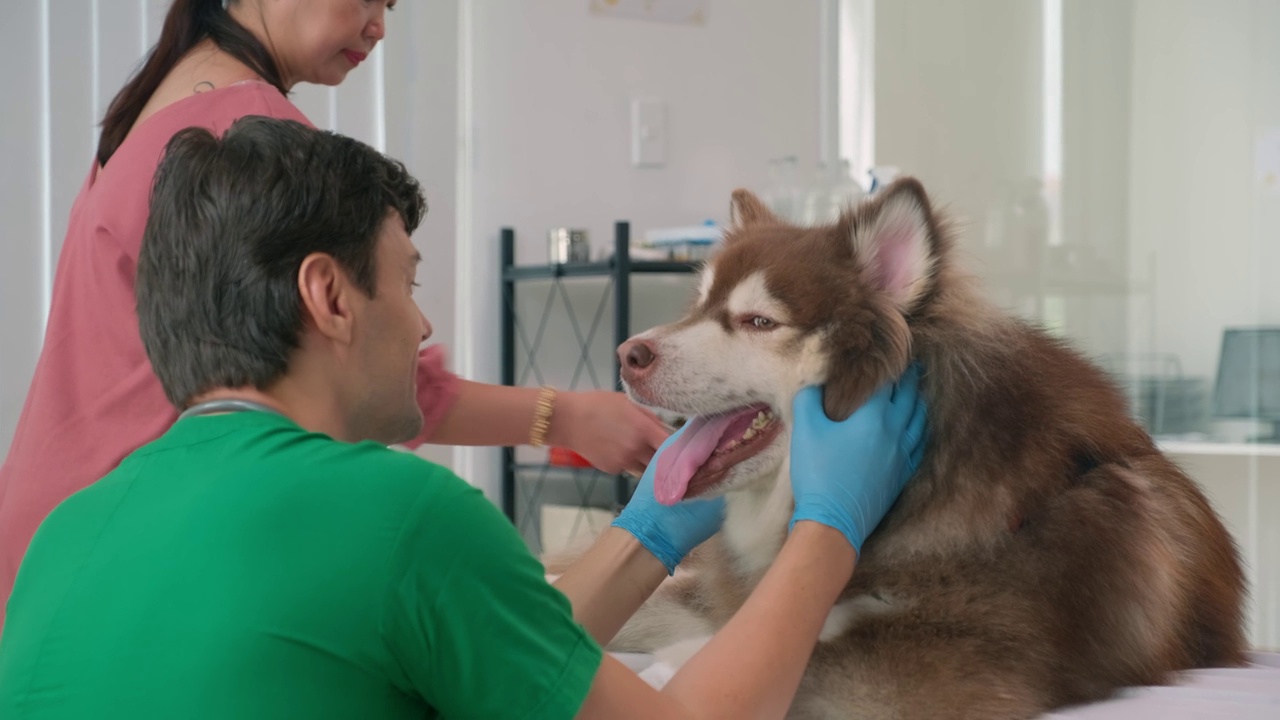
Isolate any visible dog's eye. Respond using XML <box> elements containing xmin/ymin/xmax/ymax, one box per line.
<box><xmin>747</xmin><ymin>316</ymin><xmax>776</xmax><ymax>330</ymax></box>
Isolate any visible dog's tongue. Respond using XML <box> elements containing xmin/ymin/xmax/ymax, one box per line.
<box><xmin>653</xmin><ymin>414</ymin><xmax>738</xmax><ymax>505</ymax></box>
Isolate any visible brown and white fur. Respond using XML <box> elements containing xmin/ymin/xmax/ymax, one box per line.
<box><xmin>604</xmin><ymin>179</ymin><xmax>1246</xmax><ymax>718</ymax></box>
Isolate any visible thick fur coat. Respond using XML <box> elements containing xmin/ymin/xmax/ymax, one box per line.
<box><xmin>595</xmin><ymin>179</ymin><xmax>1245</xmax><ymax>719</ymax></box>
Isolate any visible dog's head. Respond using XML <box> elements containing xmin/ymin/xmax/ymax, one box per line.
<box><xmin>618</xmin><ymin>177</ymin><xmax>947</xmax><ymax>504</ymax></box>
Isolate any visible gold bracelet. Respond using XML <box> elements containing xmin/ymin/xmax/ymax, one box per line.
<box><xmin>528</xmin><ymin>386</ymin><xmax>557</xmax><ymax>447</ymax></box>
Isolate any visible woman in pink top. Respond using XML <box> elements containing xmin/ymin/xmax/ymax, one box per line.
<box><xmin>0</xmin><ymin>0</ymin><xmax>669</xmax><ymax>627</ymax></box>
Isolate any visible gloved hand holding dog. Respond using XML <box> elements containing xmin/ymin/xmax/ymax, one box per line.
<box><xmin>611</xmin><ymin>424</ymin><xmax>726</xmax><ymax>574</ymax></box>
<box><xmin>789</xmin><ymin>364</ymin><xmax>928</xmax><ymax>555</ymax></box>
<box><xmin>614</xmin><ymin>365</ymin><xmax>926</xmax><ymax>571</ymax></box>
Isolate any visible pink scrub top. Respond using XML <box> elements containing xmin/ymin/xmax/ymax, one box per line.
<box><xmin>0</xmin><ymin>81</ymin><xmax>461</xmax><ymax>630</ymax></box>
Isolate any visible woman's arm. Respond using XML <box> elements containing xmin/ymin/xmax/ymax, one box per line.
<box><xmin>425</xmin><ymin>380</ymin><xmax>670</xmax><ymax>475</ymax></box>
<box><xmin>574</xmin><ymin>522</ymin><xmax>856</xmax><ymax>720</ymax></box>
<box><xmin>424</xmin><ymin>380</ymin><xmax>544</xmax><ymax>448</ymax></box>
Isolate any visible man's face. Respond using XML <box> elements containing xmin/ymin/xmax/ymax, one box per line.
<box><xmin>348</xmin><ymin>213</ymin><xmax>432</xmax><ymax>445</ymax></box>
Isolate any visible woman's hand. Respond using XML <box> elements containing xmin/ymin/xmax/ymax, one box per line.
<box><xmin>548</xmin><ymin>390</ymin><xmax>671</xmax><ymax>476</ymax></box>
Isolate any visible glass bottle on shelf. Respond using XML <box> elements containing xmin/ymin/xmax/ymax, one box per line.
<box><xmin>804</xmin><ymin>159</ymin><xmax>866</xmax><ymax>225</ymax></box>
<box><xmin>762</xmin><ymin>155</ymin><xmax>802</xmax><ymax>223</ymax></box>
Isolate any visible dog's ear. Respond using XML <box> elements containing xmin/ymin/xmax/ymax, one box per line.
<box><xmin>729</xmin><ymin>189</ymin><xmax>781</xmax><ymax>228</ymax></box>
<box><xmin>845</xmin><ymin>177</ymin><xmax>938</xmax><ymax>312</ymax></box>
<box><xmin>821</xmin><ymin>305</ymin><xmax>912</xmax><ymax>421</ymax></box>
<box><xmin>821</xmin><ymin>179</ymin><xmax>930</xmax><ymax>420</ymax></box>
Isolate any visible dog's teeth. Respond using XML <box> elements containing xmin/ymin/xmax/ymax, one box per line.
<box><xmin>751</xmin><ymin>413</ymin><xmax>772</xmax><ymax>430</ymax></box>
<box><xmin>743</xmin><ymin>428</ymin><xmax>756</xmax><ymax>441</ymax></box>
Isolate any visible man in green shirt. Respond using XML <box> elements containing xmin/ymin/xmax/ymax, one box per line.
<box><xmin>1</xmin><ymin>412</ymin><xmax>598</xmax><ymax>718</ymax></box>
<box><xmin>0</xmin><ymin>117</ymin><xmax>925</xmax><ymax>719</ymax></box>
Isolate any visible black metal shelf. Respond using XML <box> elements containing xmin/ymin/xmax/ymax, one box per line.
<box><xmin>503</xmin><ymin>259</ymin><xmax>700</xmax><ymax>281</ymax></box>
<box><xmin>499</xmin><ymin>221</ymin><xmax>698</xmax><ymax>540</ymax></box>
<box><xmin>510</xmin><ymin>462</ymin><xmax>614</xmax><ymax>475</ymax></box>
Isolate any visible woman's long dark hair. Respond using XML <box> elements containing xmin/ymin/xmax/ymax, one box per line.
<box><xmin>96</xmin><ymin>0</ymin><xmax>287</xmax><ymax>167</ymax></box>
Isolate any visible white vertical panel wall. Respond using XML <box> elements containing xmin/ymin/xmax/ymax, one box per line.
<box><xmin>0</xmin><ymin>0</ymin><xmax>201</xmax><ymax>456</ymax></box>
<box><xmin>0</xmin><ymin>1</ymin><xmax>458</xmax><ymax>468</ymax></box>
<box><xmin>0</xmin><ymin>3</ymin><xmax>46</xmax><ymax>456</ymax></box>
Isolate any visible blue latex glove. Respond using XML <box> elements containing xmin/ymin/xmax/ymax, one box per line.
<box><xmin>612</xmin><ymin>425</ymin><xmax>726</xmax><ymax>574</ymax></box>
<box><xmin>788</xmin><ymin>364</ymin><xmax>927</xmax><ymax>554</ymax></box>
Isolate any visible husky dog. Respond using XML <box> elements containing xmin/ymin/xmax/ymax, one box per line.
<box><xmin>609</xmin><ymin>178</ymin><xmax>1245</xmax><ymax>719</ymax></box>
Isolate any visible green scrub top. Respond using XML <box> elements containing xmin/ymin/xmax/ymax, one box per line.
<box><xmin>0</xmin><ymin>411</ymin><xmax>601</xmax><ymax>719</ymax></box>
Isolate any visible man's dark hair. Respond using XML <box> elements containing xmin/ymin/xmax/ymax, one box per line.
<box><xmin>137</xmin><ymin>116</ymin><xmax>427</xmax><ymax>409</ymax></box>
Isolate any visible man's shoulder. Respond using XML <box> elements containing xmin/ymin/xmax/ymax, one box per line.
<box><xmin>244</xmin><ymin>423</ymin><xmax>469</xmax><ymax>498</ymax></box>
<box><xmin>128</xmin><ymin>415</ymin><xmax>471</xmax><ymax>508</ymax></box>
<box><xmin>333</xmin><ymin>441</ymin><xmax>464</xmax><ymax>492</ymax></box>
<box><xmin>347</xmin><ymin>446</ymin><xmax>499</xmax><ymax>527</ymax></box>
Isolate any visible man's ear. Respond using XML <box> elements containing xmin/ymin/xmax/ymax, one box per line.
<box><xmin>845</xmin><ymin>177</ymin><xmax>939</xmax><ymax>312</ymax></box>
<box><xmin>729</xmin><ymin>188</ymin><xmax>782</xmax><ymax>228</ymax></box>
<box><xmin>297</xmin><ymin>253</ymin><xmax>356</xmax><ymax>344</ymax></box>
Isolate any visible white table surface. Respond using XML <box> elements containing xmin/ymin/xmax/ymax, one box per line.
<box><xmin>608</xmin><ymin>652</ymin><xmax>1280</xmax><ymax>717</ymax></box>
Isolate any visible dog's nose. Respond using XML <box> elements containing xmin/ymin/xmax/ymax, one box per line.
<box><xmin>619</xmin><ymin>339</ymin><xmax>656</xmax><ymax>371</ymax></box>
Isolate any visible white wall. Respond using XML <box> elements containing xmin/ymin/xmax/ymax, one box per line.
<box><xmin>0</xmin><ymin>3</ymin><xmax>48</xmax><ymax>461</ymax></box>
<box><xmin>1058</xmin><ymin>0</ymin><xmax>1135</xmax><ymax>361</ymax></box>
<box><xmin>0</xmin><ymin>0</ymin><xmax>460</xmax><ymax>468</ymax></box>
<box><xmin>875</xmin><ymin>0</ymin><xmax>1045</xmax><ymax>239</ymax></box>
<box><xmin>467</xmin><ymin>1</ymin><xmax>820</xmax><ymax>267</ymax></box>
<box><xmin>873</xmin><ymin>0</ymin><xmax>1142</xmax><ymax>361</ymax></box>
<box><xmin>456</xmin><ymin>0</ymin><xmax>822</xmax><ymax>500</ymax></box>
<box><xmin>873</xmin><ymin>1</ymin><xmax>1059</xmax><ymax>323</ymax></box>
<box><xmin>1122</xmin><ymin>0</ymin><xmax>1280</xmax><ymax>649</ymax></box>
<box><xmin>0</xmin><ymin>0</ymin><xmax>172</xmax><ymax>463</ymax></box>
<box><xmin>1126</xmin><ymin>0</ymin><xmax>1280</xmax><ymax>383</ymax></box>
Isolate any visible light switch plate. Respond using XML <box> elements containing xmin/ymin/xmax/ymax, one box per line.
<box><xmin>631</xmin><ymin>97</ymin><xmax>666</xmax><ymax>167</ymax></box>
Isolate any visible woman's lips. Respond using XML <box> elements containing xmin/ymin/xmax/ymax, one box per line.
<box><xmin>342</xmin><ymin>50</ymin><xmax>368</xmax><ymax>66</ymax></box>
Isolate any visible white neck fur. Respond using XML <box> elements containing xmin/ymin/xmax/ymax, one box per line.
<box><xmin>722</xmin><ymin>462</ymin><xmax>794</xmax><ymax>579</ymax></box>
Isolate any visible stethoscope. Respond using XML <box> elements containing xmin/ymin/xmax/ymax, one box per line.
<box><xmin>177</xmin><ymin>399</ymin><xmax>286</xmax><ymax>421</ymax></box>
